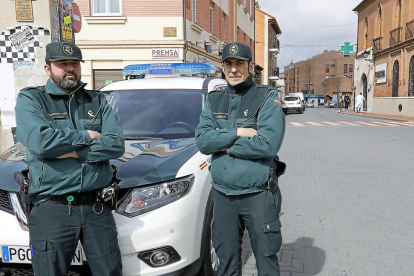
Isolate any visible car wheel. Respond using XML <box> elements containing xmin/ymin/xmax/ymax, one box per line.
<box><xmin>199</xmin><ymin>191</ymin><xmax>219</xmax><ymax>276</ymax></box>
<box><xmin>299</xmin><ymin>108</ymin><xmax>303</xmax><ymax>114</ymax></box>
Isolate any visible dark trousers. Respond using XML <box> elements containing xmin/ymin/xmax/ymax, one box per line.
<box><xmin>29</xmin><ymin>202</ymin><xmax>122</xmax><ymax>276</ymax></box>
<box><xmin>211</xmin><ymin>187</ymin><xmax>282</xmax><ymax>276</ymax></box>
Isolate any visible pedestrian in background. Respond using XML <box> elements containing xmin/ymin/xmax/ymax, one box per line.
<box><xmin>355</xmin><ymin>93</ymin><xmax>365</xmax><ymax>113</ymax></box>
<box><xmin>15</xmin><ymin>42</ymin><xmax>125</xmax><ymax>276</ymax></box>
<box><xmin>344</xmin><ymin>94</ymin><xmax>350</xmax><ymax>110</ymax></box>
<box><xmin>195</xmin><ymin>42</ymin><xmax>286</xmax><ymax>276</ymax></box>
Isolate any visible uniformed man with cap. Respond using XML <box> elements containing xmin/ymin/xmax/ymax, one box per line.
<box><xmin>15</xmin><ymin>42</ymin><xmax>125</xmax><ymax>276</ymax></box>
<box><xmin>195</xmin><ymin>42</ymin><xmax>286</xmax><ymax>276</ymax></box>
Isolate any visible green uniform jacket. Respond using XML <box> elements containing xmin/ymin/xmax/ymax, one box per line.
<box><xmin>195</xmin><ymin>75</ymin><xmax>285</xmax><ymax>195</ymax></box>
<box><xmin>15</xmin><ymin>80</ymin><xmax>125</xmax><ymax>205</ymax></box>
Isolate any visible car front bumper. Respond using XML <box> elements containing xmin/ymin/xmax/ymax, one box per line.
<box><xmin>115</xmin><ymin>189</ymin><xmax>207</xmax><ymax>276</ymax></box>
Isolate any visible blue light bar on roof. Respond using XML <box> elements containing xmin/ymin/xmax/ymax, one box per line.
<box><xmin>123</xmin><ymin>63</ymin><xmax>216</xmax><ymax>77</ymax></box>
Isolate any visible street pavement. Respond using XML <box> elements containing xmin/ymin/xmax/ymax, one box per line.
<box><xmin>241</xmin><ymin>107</ymin><xmax>414</xmax><ymax>276</ymax></box>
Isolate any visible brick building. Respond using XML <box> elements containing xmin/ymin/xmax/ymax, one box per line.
<box><xmin>255</xmin><ymin>5</ymin><xmax>281</xmax><ymax>87</ymax></box>
<box><xmin>75</xmin><ymin>0</ymin><xmax>256</xmax><ymax>89</ymax></box>
<box><xmin>283</xmin><ymin>50</ymin><xmax>354</xmax><ymax>104</ymax></box>
<box><xmin>353</xmin><ymin>0</ymin><xmax>414</xmax><ymax>116</ymax></box>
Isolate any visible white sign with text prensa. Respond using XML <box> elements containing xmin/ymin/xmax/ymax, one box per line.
<box><xmin>152</xmin><ymin>48</ymin><xmax>179</xmax><ymax>59</ymax></box>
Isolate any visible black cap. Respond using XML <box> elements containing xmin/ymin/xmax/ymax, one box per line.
<box><xmin>221</xmin><ymin>42</ymin><xmax>252</xmax><ymax>62</ymax></box>
<box><xmin>45</xmin><ymin>42</ymin><xmax>84</xmax><ymax>62</ymax></box>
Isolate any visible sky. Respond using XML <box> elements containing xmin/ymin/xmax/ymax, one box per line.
<box><xmin>257</xmin><ymin>0</ymin><xmax>363</xmax><ymax>71</ymax></box>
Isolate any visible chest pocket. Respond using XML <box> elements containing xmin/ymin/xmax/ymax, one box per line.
<box><xmin>235</xmin><ymin>118</ymin><xmax>258</xmax><ymax>130</ymax></box>
<box><xmin>84</xmin><ymin>118</ymin><xmax>102</xmax><ymax>132</ymax></box>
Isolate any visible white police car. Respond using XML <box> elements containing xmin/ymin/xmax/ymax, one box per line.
<box><xmin>0</xmin><ymin>63</ymin><xmax>226</xmax><ymax>276</ymax></box>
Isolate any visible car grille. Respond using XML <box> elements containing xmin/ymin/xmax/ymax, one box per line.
<box><xmin>0</xmin><ymin>189</ymin><xmax>13</xmax><ymax>213</ymax></box>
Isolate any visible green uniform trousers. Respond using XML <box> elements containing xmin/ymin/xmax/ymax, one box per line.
<box><xmin>29</xmin><ymin>201</ymin><xmax>122</xmax><ymax>276</ymax></box>
<box><xmin>211</xmin><ymin>187</ymin><xmax>282</xmax><ymax>276</ymax></box>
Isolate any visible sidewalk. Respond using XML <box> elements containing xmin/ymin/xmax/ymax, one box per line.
<box><xmin>338</xmin><ymin>109</ymin><xmax>414</xmax><ymax>122</ymax></box>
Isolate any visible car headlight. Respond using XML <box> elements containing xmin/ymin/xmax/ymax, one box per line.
<box><xmin>10</xmin><ymin>193</ymin><xmax>29</xmax><ymax>231</ymax></box>
<box><xmin>116</xmin><ymin>175</ymin><xmax>194</xmax><ymax>218</ymax></box>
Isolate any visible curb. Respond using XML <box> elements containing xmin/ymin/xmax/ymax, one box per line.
<box><xmin>338</xmin><ymin>112</ymin><xmax>412</xmax><ymax>122</ymax></box>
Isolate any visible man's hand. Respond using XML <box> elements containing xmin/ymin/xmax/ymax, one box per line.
<box><xmin>237</xmin><ymin>128</ymin><xmax>257</xmax><ymax>138</ymax></box>
<box><xmin>57</xmin><ymin>151</ymin><xmax>78</xmax><ymax>159</ymax></box>
<box><xmin>87</xmin><ymin>130</ymin><xmax>103</xmax><ymax>141</ymax></box>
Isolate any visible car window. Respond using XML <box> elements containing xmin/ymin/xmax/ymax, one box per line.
<box><xmin>284</xmin><ymin>97</ymin><xmax>299</xmax><ymax>101</ymax></box>
<box><xmin>104</xmin><ymin>89</ymin><xmax>205</xmax><ymax>139</ymax></box>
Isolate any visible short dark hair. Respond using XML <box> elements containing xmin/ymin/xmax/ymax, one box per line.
<box><xmin>46</xmin><ymin>60</ymin><xmax>51</xmax><ymax>67</ymax></box>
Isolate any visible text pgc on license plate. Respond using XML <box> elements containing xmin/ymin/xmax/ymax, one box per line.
<box><xmin>1</xmin><ymin>245</ymin><xmax>83</xmax><ymax>265</ymax></box>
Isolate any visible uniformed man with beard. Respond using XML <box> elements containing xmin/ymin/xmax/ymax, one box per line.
<box><xmin>195</xmin><ymin>42</ymin><xmax>286</xmax><ymax>276</ymax></box>
<box><xmin>15</xmin><ymin>42</ymin><xmax>125</xmax><ymax>276</ymax></box>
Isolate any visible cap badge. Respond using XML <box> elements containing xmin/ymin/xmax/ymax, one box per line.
<box><xmin>63</xmin><ymin>44</ymin><xmax>73</xmax><ymax>55</ymax></box>
<box><xmin>230</xmin><ymin>44</ymin><xmax>238</xmax><ymax>54</ymax></box>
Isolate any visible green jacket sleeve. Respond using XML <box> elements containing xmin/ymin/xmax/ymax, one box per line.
<box><xmin>77</xmin><ymin>94</ymin><xmax>125</xmax><ymax>162</ymax></box>
<box><xmin>195</xmin><ymin>97</ymin><xmax>238</xmax><ymax>155</ymax></box>
<box><xmin>226</xmin><ymin>90</ymin><xmax>285</xmax><ymax>159</ymax></box>
<box><xmin>15</xmin><ymin>91</ymin><xmax>90</xmax><ymax>159</ymax></box>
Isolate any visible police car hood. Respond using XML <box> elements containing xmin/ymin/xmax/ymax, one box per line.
<box><xmin>0</xmin><ymin>139</ymin><xmax>199</xmax><ymax>192</ymax></box>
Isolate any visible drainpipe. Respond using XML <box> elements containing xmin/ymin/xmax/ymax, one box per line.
<box><xmin>183</xmin><ymin>0</ymin><xmax>187</xmax><ymax>62</ymax></box>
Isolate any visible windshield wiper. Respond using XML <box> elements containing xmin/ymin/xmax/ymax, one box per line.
<box><xmin>124</xmin><ymin>136</ymin><xmax>164</xmax><ymax>140</ymax></box>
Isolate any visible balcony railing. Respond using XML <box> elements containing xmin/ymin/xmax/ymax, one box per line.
<box><xmin>269</xmin><ymin>67</ymin><xmax>279</xmax><ymax>80</ymax></box>
<box><xmin>406</xmin><ymin>19</ymin><xmax>414</xmax><ymax>40</ymax></box>
<box><xmin>373</xmin><ymin>37</ymin><xmax>383</xmax><ymax>52</ymax></box>
<box><xmin>269</xmin><ymin>40</ymin><xmax>280</xmax><ymax>54</ymax></box>
<box><xmin>390</xmin><ymin>27</ymin><xmax>403</xmax><ymax>46</ymax></box>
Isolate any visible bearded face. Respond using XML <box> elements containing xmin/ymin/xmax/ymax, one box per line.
<box><xmin>45</xmin><ymin>60</ymin><xmax>81</xmax><ymax>92</ymax></box>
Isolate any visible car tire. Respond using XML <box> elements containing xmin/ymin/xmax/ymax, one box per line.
<box><xmin>199</xmin><ymin>191</ymin><xmax>219</xmax><ymax>276</ymax></box>
<box><xmin>299</xmin><ymin>108</ymin><xmax>303</xmax><ymax>114</ymax></box>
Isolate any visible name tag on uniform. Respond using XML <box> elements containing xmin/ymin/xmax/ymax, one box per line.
<box><xmin>213</xmin><ymin>112</ymin><xmax>228</xmax><ymax>120</ymax></box>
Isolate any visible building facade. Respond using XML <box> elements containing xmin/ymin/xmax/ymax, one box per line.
<box><xmin>284</xmin><ymin>50</ymin><xmax>354</xmax><ymax>104</ymax></box>
<box><xmin>75</xmin><ymin>0</ymin><xmax>256</xmax><ymax>89</ymax></box>
<box><xmin>0</xmin><ymin>0</ymin><xmax>58</xmax><ymax>152</ymax></box>
<box><xmin>354</xmin><ymin>0</ymin><xmax>414</xmax><ymax>116</ymax></box>
<box><xmin>255</xmin><ymin>5</ymin><xmax>281</xmax><ymax>87</ymax></box>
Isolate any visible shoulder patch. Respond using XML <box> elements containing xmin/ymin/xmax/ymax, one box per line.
<box><xmin>274</xmin><ymin>98</ymin><xmax>281</xmax><ymax>105</ymax></box>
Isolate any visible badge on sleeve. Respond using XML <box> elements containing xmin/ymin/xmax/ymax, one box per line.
<box><xmin>274</xmin><ymin>98</ymin><xmax>281</xmax><ymax>105</ymax></box>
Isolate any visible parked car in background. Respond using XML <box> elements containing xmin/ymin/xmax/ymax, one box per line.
<box><xmin>324</xmin><ymin>100</ymin><xmax>335</xmax><ymax>108</ymax></box>
<box><xmin>282</xmin><ymin>96</ymin><xmax>304</xmax><ymax>114</ymax></box>
<box><xmin>305</xmin><ymin>102</ymin><xmax>314</xmax><ymax>108</ymax></box>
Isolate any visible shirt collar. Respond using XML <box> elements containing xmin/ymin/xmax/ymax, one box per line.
<box><xmin>45</xmin><ymin>79</ymin><xmax>87</xmax><ymax>96</ymax></box>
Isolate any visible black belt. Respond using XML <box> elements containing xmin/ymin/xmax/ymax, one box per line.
<box><xmin>47</xmin><ymin>191</ymin><xmax>97</xmax><ymax>205</ymax></box>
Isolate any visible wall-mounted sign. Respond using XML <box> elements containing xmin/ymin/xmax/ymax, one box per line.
<box><xmin>163</xmin><ymin>27</ymin><xmax>177</xmax><ymax>37</ymax></box>
<box><xmin>186</xmin><ymin>0</ymin><xmax>191</xmax><ymax>8</ymax></box>
<box><xmin>58</xmin><ymin>0</ymin><xmax>75</xmax><ymax>42</ymax></box>
<box><xmin>375</xmin><ymin>63</ymin><xmax>387</xmax><ymax>84</ymax></box>
<box><xmin>8</xmin><ymin>27</ymin><xmax>35</xmax><ymax>52</ymax></box>
<box><xmin>72</xmin><ymin>3</ymin><xmax>82</xmax><ymax>33</ymax></box>
<box><xmin>152</xmin><ymin>48</ymin><xmax>179</xmax><ymax>59</ymax></box>
<box><xmin>15</xmin><ymin>0</ymin><xmax>33</xmax><ymax>22</ymax></box>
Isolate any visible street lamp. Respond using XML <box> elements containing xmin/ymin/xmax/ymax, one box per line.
<box><xmin>362</xmin><ymin>50</ymin><xmax>374</xmax><ymax>63</ymax></box>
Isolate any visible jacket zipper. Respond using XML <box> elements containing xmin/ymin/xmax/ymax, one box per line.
<box><xmin>67</xmin><ymin>94</ymin><xmax>76</xmax><ymax>129</ymax></box>
<box><xmin>241</xmin><ymin>87</ymin><xmax>272</xmax><ymax>123</ymax></box>
<box><xmin>38</xmin><ymin>161</ymin><xmax>45</xmax><ymax>187</ymax></box>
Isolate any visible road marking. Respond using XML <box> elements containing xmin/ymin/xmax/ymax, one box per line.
<box><xmin>286</xmin><ymin>121</ymin><xmax>414</xmax><ymax>127</ymax></box>
<box><xmin>290</xmin><ymin>122</ymin><xmax>305</xmax><ymax>127</ymax></box>
<box><xmin>338</xmin><ymin>121</ymin><xmax>359</xmax><ymax>126</ymax></box>
<box><xmin>306</xmin><ymin>122</ymin><xmax>323</xmax><ymax>126</ymax></box>
<box><xmin>323</xmin><ymin>121</ymin><xmax>341</xmax><ymax>126</ymax></box>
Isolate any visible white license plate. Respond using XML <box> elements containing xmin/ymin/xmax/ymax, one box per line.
<box><xmin>1</xmin><ymin>245</ymin><xmax>83</xmax><ymax>265</ymax></box>
<box><xmin>288</xmin><ymin>103</ymin><xmax>294</xmax><ymax>105</ymax></box>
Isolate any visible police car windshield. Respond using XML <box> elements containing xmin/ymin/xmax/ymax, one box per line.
<box><xmin>104</xmin><ymin>89</ymin><xmax>205</xmax><ymax>139</ymax></box>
